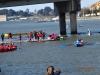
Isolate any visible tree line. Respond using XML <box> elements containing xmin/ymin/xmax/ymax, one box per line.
<box><xmin>1</xmin><ymin>6</ymin><xmax>99</xmax><ymax>17</ymax></box>
<box><xmin>0</xmin><ymin>9</ymin><xmax>32</xmax><ymax>17</ymax></box>
<box><xmin>0</xmin><ymin>6</ymin><xmax>58</xmax><ymax>17</ymax></box>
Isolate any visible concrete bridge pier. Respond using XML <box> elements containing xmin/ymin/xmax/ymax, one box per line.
<box><xmin>70</xmin><ymin>11</ymin><xmax>77</xmax><ymax>34</ymax></box>
<box><xmin>59</xmin><ymin>12</ymin><xmax>66</xmax><ymax>35</ymax></box>
<box><xmin>54</xmin><ymin>1</ymin><xmax>67</xmax><ymax>35</ymax></box>
<box><xmin>54</xmin><ymin>0</ymin><xmax>81</xmax><ymax>35</ymax></box>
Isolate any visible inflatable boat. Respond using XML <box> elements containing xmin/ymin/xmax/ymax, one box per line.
<box><xmin>0</xmin><ymin>45</ymin><xmax>17</xmax><ymax>53</ymax></box>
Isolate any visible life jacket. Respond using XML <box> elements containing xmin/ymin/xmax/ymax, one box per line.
<box><xmin>30</xmin><ymin>32</ymin><xmax>33</xmax><ymax>38</ymax></box>
<box><xmin>39</xmin><ymin>34</ymin><xmax>42</xmax><ymax>37</ymax></box>
<box><xmin>18</xmin><ymin>35</ymin><xmax>21</xmax><ymax>39</ymax></box>
<box><xmin>49</xmin><ymin>34</ymin><xmax>53</xmax><ymax>37</ymax></box>
<box><xmin>37</xmin><ymin>33</ymin><xmax>40</xmax><ymax>37</ymax></box>
<box><xmin>51</xmin><ymin>34</ymin><xmax>54</xmax><ymax>39</ymax></box>
<box><xmin>0</xmin><ymin>46</ymin><xmax>4</xmax><ymax>50</ymax></box>
<box><xmin>8</xmin><ymin>34</ymin><xmax>10</xmax><ymax>39</ymax></box>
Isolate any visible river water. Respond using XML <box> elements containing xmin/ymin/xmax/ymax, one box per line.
<box><xmin>0</xmin><ymin>20</ymin><xmax>100</xmax><ymax>75</ymax></box>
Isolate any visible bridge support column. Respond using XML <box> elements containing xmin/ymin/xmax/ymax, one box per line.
<box><xmin>70</xmin><ymin>12</ymin><xmax>77</xmax><ymax>34</ymax></box>
<box><xmin>54</xmin><ymin>1</ymin><xmax>67</xmax><ymax>35</ymax></box>
<box><xmin>59</xmin><ymin>12</ymin><xmax>66</xmax><ymax>35</ymax></box>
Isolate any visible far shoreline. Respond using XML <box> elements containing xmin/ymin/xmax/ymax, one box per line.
<box><xmin>66</xmin><ymin>16</ymin><xmax>100</xmax><ymax>21</ymax></box>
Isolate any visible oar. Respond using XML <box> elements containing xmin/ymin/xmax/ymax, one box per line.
<box><xmin>93</xmin><ymin>42</ymin><xmax>100</xmax><ymax>46</ymax></box>
<box><xmin>84</xmin><ymin>42</ymin><xmax>93</xmax><ymax>46</ymax></box>
<box><xmin>60</xmin><ymin>44</ymin><xmax>72</xmax><ymax>48</ymax></box>
<box><xmin>60</xmin><ymin>44</ymin><xmax>65</xmax><ymax>48</ymax></box>
<box><xmin>84</xmin><ymin>42</ymin><xmax>100</xmax><ymax>46</ymax></box>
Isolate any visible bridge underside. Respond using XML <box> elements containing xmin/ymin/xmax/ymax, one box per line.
<box><xmin>0</xmin><ymin>0</ymin><xmax>68</xmax><ymax>8</ymax></box>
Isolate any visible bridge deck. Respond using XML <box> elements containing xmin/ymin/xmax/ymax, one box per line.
<box><xmin>0</xmin><ymin>0</ymin><xmax>69</xmax><ymax>8</ymax></box>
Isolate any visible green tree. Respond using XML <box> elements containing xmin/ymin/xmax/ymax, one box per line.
<box><xmin>79</xmin><ymin>7</ymin><xmax>91</xmax><ymax>17</ymax></box>
<box><xmin>43</xmin><ymin>6</ymin><xmax>52</xmax><ymax>16</ymax></box>
<box><xmin>26</xmin><ymin>8</ymin><xmax>29</xmax><ymax>14</ymax></box>
<box><xmin>37</xmin><ymin>6</ymin><xmax>54</xmax><ymax>16</ymax></box>
<box><xmin>37</xmin><ymin>9</ymin><xmax>44</xmax><ymax>15</ymax></box>
<box><xmin>8</xmin><ymin>9</ymin><xmax>16</xmax><ymax>16</ymax></box>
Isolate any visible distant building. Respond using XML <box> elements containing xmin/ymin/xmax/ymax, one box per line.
<box><xmin>90</xmin><ymin>1</ymin><xmax>100</xmax><ymax>16</ymax></box>
<box><xmin>0</xmin><ymin>15</ymin><xmax>7</xmax><ymax>22</ymax></box>
<box><xmin>90</xmin><ymin>1</ymin><xmax>100</xmax><ymax>10</ymax></box>
<box><xmin>19</xmin><ymin>17</ymin><xmax>27</xmax><ymax>20</ymax></box>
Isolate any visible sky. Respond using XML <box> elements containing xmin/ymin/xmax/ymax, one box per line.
<box><xmin>0</xmin><ymin>0</ymin><xmax>100</xmax><ymax>12</ymax></box>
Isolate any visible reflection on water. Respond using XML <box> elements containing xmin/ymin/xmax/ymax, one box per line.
<box><xmin>0</xmin><ymin>20</ymin><xmax>100</xmax><ymax>75</ymax></box>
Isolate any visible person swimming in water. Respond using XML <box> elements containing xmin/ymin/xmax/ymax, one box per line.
<box><xmin>45</xmin><ymin>66</ymin><xmax>61</xmax><ymax>75</ymax></box>
<box><xmin>87</xmin><ymin>29</ymin><xmax>92</xmax><ymax>35</ymax></box>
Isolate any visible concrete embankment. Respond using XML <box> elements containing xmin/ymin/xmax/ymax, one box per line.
<box><xmin>77</xmin><ymin>16</ymin><xmax>100</xmax><ymax>20</ymax></box>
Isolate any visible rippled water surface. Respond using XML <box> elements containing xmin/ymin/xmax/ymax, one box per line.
<box><xmin>0</xmin><ymin>20</ymin><xmax>100</xmax><ymax>75</ymax></box>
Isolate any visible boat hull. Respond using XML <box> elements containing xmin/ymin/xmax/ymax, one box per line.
<box><xmin>75</xmin><ymin>44</ymin><xmax>83</xmax><ymax>47</ymax></box>
<box><xmin>0</xmin><ymin>46</ymin><xmax>17</xmax><ymax>53</ymax></box>
<box><xmin>74</xmin><ymin>42</ymin><xmax>84</xmax><ymax>47</ymax></box>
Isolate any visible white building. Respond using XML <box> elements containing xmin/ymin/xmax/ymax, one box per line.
<box><xmin>19</xmin><ymin>17</ymin><xmax>27</xmax><ymax>20</ymax></box>
<box><xmin>0</xmin><ymin>15</ymin><xmax>7</xmax><ymax>22</ymax></box>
